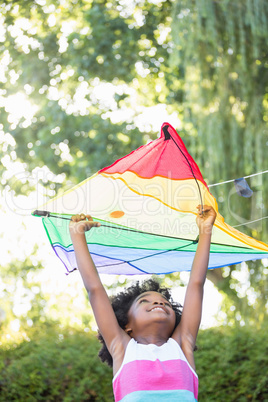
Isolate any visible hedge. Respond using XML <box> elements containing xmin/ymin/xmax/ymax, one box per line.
<box><xmin>0</xmin><ymin>322</ymin><xmax>267</xmax><ymax>401</ymax></box>
<box><xmin>0</xmin><ymin>324</ymin><xmax>113</xmax><ymax>401</ymax></box>
<box><xmin>195</xmin><ymin>322</ymin><xmax>268</xmax><ymax>401</ymax></box>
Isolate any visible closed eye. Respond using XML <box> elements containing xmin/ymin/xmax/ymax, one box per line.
<box><xmin>164</xmin><ymin>302</ymin><xmax>172</xmax><ymax>308</ymax></box>
<box><xmin>139</xmin><ymin>299</ymin><xmax>149</xmax><ymax>304</ymax></box>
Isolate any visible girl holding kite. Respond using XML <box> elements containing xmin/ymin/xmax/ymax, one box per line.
<box><xmin>69</xmin><ymin>204</ymin><xmax>216</xmax><ymax>401</ymax></box>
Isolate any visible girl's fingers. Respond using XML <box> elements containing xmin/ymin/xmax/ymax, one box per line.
<box><xmin>71</xmin><ymin>214</ymin><xmax>81</xmax><ymax>222</ymax></box>
<box><xmin>72</xmin><ymin>214</ymin><xmax>93</xmax><ymax>221</ymax></box>
<box><xmin>196</xmin><ymin>205</ymin><xmax>214</xmax><ymax>216</ymax></box>
<box><xmin>70</xmin><ymin>214</ymin><xmax>101</xmax><ymax>228</ymax></box>
<box><xmin>196</xmin><ymin>205</ymin><xmax>204</xmax><ymax>215</ymax></box>
<box><xmin>84</xmin><ymin>221</ymin><xmax>101</xmax><ymax>230</ymax></box>
<box><xmin>202</xmin><ymin>208</ymin><xmax>211</xmax><ymax>214</ymax></box>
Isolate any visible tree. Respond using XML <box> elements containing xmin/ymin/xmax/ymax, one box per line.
<box><xmin>0</xmin><ymin>0</ymin><xmax>267</xmax><ymax>324</ymax></box>
<box><xmin>169</xmin><ymin>0</ymin><xmax>268</xmax><ymax>209</ymax></box>
<box><xmin>169</xmin><ymin>0</ymin><xmax>268</xmax><ymax>322</ymax></box>
<box><xmin>0</xmin><ymin>0</ymin><xmax>172</xmax><ymax>190</ymax></box>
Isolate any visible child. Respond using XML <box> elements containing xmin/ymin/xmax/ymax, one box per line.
<box><xmin>69</xmin><ymin>205</ymin><xmax>216</xmax><ymax>401</ymax></box>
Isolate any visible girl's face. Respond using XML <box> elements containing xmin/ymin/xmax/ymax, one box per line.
<box><xmin>126</xmin><ymin>291</ymin><xmax>176</xmax><ymax>337</ymax></box>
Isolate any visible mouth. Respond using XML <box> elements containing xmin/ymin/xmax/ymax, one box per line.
<box><xmin>149</xmin><ymin>306</ymin><xmax>167</xmax><ymax>313</ymax></box>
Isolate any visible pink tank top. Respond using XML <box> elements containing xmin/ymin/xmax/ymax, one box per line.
<box><xmin>113</xmin><ymin>338</ymin><xmax>198</xmax><ymax>401</ymax></box>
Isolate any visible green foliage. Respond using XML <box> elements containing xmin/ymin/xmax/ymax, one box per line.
<box><xmin>196</xmin><ymin>321</ymin><xmax>268</xmax><ymax>401</ymax></box>
<box><xmin>215</xmin><ymin>261</ymin><xmax>268</xmax><ymax>326</ymax></box>
<box><xmin>0</xmin><ymin>323</ymin><xmax>113</xmax><ymax>401</ymax></box>
<box><xmin>1</xmin><ymin>322</ymin><xmax>268</xmax><ymax>401</ymax></box>
<box><xmin>169</xmin><ymin>0</ymin><xmax>268</xmax><ymax>320</ymax></box>
<box><xmin>170</xmin><ymin>0</ymin><xmax>268</xmax><ymax>236</ymax></box>
<box><xmin>0</xmin><ymin>255</ymin><xmax>48</xmax><ymax>329</ymax></box>
<box><xmin>0</xmin><ymin>0</ymin><xmax>171</xmax><ymax>186</ymax></box>
<box><xmin>0</xmin><ymin>0</ymin><xmax>267</xmax><ymax>329</ymax></box>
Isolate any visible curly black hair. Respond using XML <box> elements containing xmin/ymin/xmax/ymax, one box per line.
<box><xmin>97</xmin><ymin>279</ymin><xmax>182</xmax><ymax>367</ymax></box>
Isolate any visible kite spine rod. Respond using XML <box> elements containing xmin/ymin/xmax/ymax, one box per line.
<box><xmin>33</xmin><ymin>210</ymin><xmax>199</xmax><ymax>242</ymax></box>
<box><xmin>33</xmin><ymin>210</ymin><xmax>70</xmax><ymax>220</ymax></box>
<box><xmin>208</xmin><ymin>169</ymin><xmax>268</xmax><ymax>187</ymax></box>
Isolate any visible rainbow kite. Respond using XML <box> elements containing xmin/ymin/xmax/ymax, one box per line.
<box><xmin>33</xmin><ymin>123</ymin><xmax>268</xmax><ymax>275</ymax></box>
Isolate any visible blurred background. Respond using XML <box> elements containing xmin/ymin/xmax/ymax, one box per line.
<box><xmin>0</xmin><ymin>0</ymin><xmax>267</xmax><ymax>400</ymax></box>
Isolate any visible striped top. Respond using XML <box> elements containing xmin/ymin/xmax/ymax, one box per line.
<box><xmin>113</xmin><ymin>338</ymin><xmax>198</xmax><ymax>401</ymax></box>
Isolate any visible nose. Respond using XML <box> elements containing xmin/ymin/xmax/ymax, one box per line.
<box><xmin>153</xmin><ymin>301</ymin><xmax>164</xmax><ymax>305</ymax></box>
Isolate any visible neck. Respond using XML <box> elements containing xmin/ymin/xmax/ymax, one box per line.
<box><xmin>133</xmin><ymin>332</ymin><xmax>169</xmax><ymax>346</ymax></box>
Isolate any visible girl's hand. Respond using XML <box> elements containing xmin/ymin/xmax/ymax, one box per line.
<box><xmin>69</xmin><ymin>214</ymin><xmax>101</xmax><ymax>235</ymax></box>
<box><xmin>196</xmin><ymin>205</ymin><xmax>216</xmax><ymax>234</ymax></box>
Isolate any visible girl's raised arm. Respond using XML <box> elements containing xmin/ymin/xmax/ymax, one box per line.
<box><xmin>69</xmin><ymin>215</ymin><xmax>129</xmax><ymax>358</ymax></box>
<box><xmin>173</xmin><ymin>205</ymin><xmax>216</xmax><ymax>369</ymax></box>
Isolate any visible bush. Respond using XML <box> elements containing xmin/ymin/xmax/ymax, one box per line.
<box><xmin>0</xmin><ymin>321</ymin><xmax>267</xmax><ymax>401</ymax></box>
<box><xmin>0</xmin><ymin>323</ymin><xmax>113</xmax><ymax>401</ymax></box>
<box><xmin>196</xmin><ymin>322</ymin><xmax>268</xmax><ymax>401</ymax></box>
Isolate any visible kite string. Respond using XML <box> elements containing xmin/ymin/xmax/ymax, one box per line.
<box><xmin>95</xmin><ymin>241</ymin><xmax>195</xmax><ymax>268</ymax></box>
<box><xmin>233</xmin><ymin>216</ymin><xmax>268</xmax><ymax>228</ymax></box>
<box><xmin>168</xmin><ymin>134</ymin><xmax>204</xmax><ymax>213</ymax></box>
<box><xmin>208</xmin><ymin>169</ymin><xmax>268</xmax><ymax>187</ymax></box>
